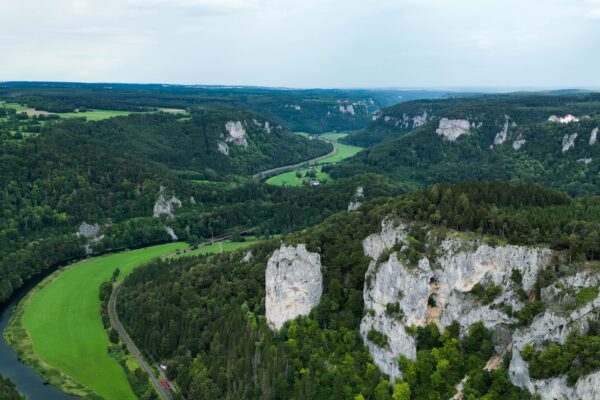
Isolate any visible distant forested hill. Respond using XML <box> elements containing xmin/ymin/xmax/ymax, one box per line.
<box><xmin>0</xmin><ymin>82</ymin><xmax>446</xmax><ymax>133</ymax></box>
<box><xmin>333</xmin><ymin>93</ymin><xmax>600</xmax><ymax>195</ymax></box>
<box><xmin>343</xmin><ymin>92</ymin><xmax>600</xmax><ymax>146</ymax></box>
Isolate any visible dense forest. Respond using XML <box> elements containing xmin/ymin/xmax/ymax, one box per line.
<box><xmin>333</xmin><ymin>94</ymin><xmax>600</xmax><ymax>195</ymax></box>
<box><xmin>0</xmin><ymin>376</ymin><xmax>24</xmax><ymax>400</ymax></box>
<box><xmin>1</xmin><ymin>95</ymin><xmax>407</xmax><ymax>305</ymax></box>
<box><xmin>118</xmin><ymin>182</ymin><xmax>599</xmax><ymax>399</ymax></box>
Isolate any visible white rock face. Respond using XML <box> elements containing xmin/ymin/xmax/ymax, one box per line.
<box><xmin>217</xmin><ymin>141</ymin><xmax>229</xmax><ymax>155</ymax></box>
<box><xmin>513</xmin><ymin>137</ymin><xmax>526</xmax><ymax>150</ymax></box>
<box><xmin>77</xmin><ymin>222</ymin><xmax>100</xmax><ymax>238</ymax></box>
<box><xmin>549</xmin><ymin>114</ymin><xmax>579</xmax><ymax>124</ymax></box>
<box><xmin>265</xmin><ymin>244</ymin><xmax>323</xmax><ymax>331</ymax></box>
<box><xmin>225</xmin><ymin>121</ymin><xmax>248</xmax><ymax>147</ymax></box>
<box><xmin>494</xmin><ymin>115</ymin><xmax>510</xmax><ymax>145</ymax></box>
<box><xmin>264</xmin><ymin>121</ymin><xmax>272</xmax><ymax>134</ymax></box>
<box><xmin>372</xmin><ymin>110</ymin><xmax>382</xmax><ymax>121</ymax></box>
<box><xmin>164</xmin><ymin>226</ymin><xmax>178</xmax><ymax>240</ymax></box>
<box><xmin>412</xmin><ymin>112</ymin><xmax>428</xmax><ymax>128</ymax></box>
<box><xmin>339</xmin><ymin>104</ymin><xmax>355</xmax><ymax>115</ymax></box>
<box><xmin>347</xmin><ymin>186</ymin><xmax>365</xmax><ymax>211</ymax></box>
<box><xmin>362</xmin><ymin>219</ymin><xmax>408</xmax><ymax>260</ymax></box>
<box><xmin>360</xmin><ymin>222</ymin><xmax>553</xmax><ymax>381</ymax></box>
<box><xmin>241</xmin><ymin>251</ymin><xmax>253</xmax><ymax>263</ymax></box>
<box><xmin>77</xmin><ymin>222</ymin><xmax>104</xmax><ymax>255</ymax></box>
<box><xmin>562</xmin><ymin>133</ymin><xmax>578</xmax><ymax>152</ymax></box>
<box><xmin>509</xmin><ymin>271</ymin><xmax>600</xmax><ymax>399</ymax></box>
<box><xmin>578</xmin><ymin>158</ymin><xmax>592</xmax><ymax>164</ymax></box>
<box><xmin>153</xmin><ymin>188</ymin><xmax>182</xmax><ymax>218</ymax></box>
<box><xmin>590</xmin><ymin>127</ymin><xmax>598</xmax><ymax>145</ymax></box>
<box><xmin>436</xmin><ymin>118</ymin><xmax>471</xmax><ymax>141</ymax></box>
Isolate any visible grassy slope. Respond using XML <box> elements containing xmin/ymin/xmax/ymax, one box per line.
<box><xmin>11</xmin><ymin>242</ymin><xmax>186</xmax><ymax>400</ymax></box>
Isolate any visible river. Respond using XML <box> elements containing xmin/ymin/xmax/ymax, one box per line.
<box><xmin>0</xmin><ymin>272</ymin><xmax>78</xmax><ymax>400</ymax></box>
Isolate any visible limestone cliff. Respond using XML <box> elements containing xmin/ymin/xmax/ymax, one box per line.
<box><xmin>265</xmin><ymin>244</ymin><xmax>323</xmax><ymax>331</ymax></box>
<box><xmin>359</xmin><ymin>219</ymin><xmax>600</xmax><ymax>398</ymax></box>
<box><xmin>360</xmin><ymin>221</ymin><xmax>552</xmax><ymax>379</ymax></box>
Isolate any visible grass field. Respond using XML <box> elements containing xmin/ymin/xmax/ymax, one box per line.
<box><xmin>170</xmin><ymin>236</ymin><xmax>260</xmax><ymax>259</ymax></box>
<box><xmin>266</xmin><ymin>166</ymin><xmax>331</xmax><ymax>186</ymax></box>
<box><xmin>0</xmin><ymin>101</ymin><xmax>29</xmax><ymax>112</ymax></box>
<box><xmin>56</xmin><ymin>109</ymin><xmax>132</xmax><ymax>121</ymax></box>
<box><xmin>319</xmin><ymin>132</ymin><xmax>348</xmax><ymax>140</ymax></box>
<box><xmin>6</xmin><ymin>242</ymin><xmax>186</xmax><ymax>400</ymax></box>
<box><xmin>316</xmin><ymin>142</ymin><xmax>362</xmax><ymax>164</ymax></box>
<box><xmin>266</xmin><ymin>140</ymin><xmax>360</xmax><ymax>187</ymax></box>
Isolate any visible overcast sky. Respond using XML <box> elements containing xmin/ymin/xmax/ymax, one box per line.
<box><xmin>1</xmin><ymin>0</ymin><xmax>599</xmax><ymax>88</ymax></box>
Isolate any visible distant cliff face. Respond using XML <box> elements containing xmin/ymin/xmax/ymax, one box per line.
<box><xmin>265</xmin><ymin>244</ymin><xmax>323</xmax><ymax>331</ymax></box>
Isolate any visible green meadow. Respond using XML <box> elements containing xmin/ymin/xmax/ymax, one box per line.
<box><xmin>266</xmin><ymin>138</ymin><xmax>361</xmax><ymax>186</ymax></box>
<box><xmin>56</xmin><ymin>109</ymin><xmax>132</xmax><ymax>121</ymax></box>
<box><xmin>169</xmin><ymin>236</ymin><xmax>261</xmax><ymax>259</ymax></box>
<box><xmin>5</xmin><ymin>242</ymin><xmax>186</xmax><ymax>400</ymax></box>
<box><xmin>266</xmin><ymin>166</ymin><xmax>331</xmax><ymax>186</ymax></box>
<box><xmin>316</xmin><ymin>142</ymin><xmax>362</xmax><ymax>164</ymax></box>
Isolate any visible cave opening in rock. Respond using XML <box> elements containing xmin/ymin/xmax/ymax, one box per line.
<box><xmin>428</xmin><ymin>293</ymin><xmax>437</xmax><ymax>308</ymax></box>
<box><xmin>429</xmin><ymin>276</ymin><xmax>438</xmax><ymax>285</ymax></box>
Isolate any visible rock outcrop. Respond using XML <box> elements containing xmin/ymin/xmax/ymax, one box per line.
<box><xmin>348</xmin><ymin>186</ymin><xmax>364</xmax><ymax>211</ymax></box>
<box><xmin>153</xmin><ymin>188</ymin><xmax>182</xmax><ymax>218</ymax></box>
<box><xmin>76</xmin><ymin>222</ymin><xmax>104</xmax><ymax>255</ymax></box>
<box><xmin>164</xmin><ymin>226</ymin><xmax>178</xmax><ymax>240</ymax></box>
<box><xmin>494</xmin><ymin>115</ymin><xmax>510</xmax><ymax>145</ymax></box>
<box><xmin>513</xmin><ymin>136</ymin><xmax>526</xmax><ymax>150</ymax></box>
<box><xmin>590</xmin><ymin>127</ymin><xmax>598</xmax><ymax>145</ymax></box>
<box><xmin>265</xmin><ymin>244</ymin><xmax>323</xmax><ymax>331</ymax></box>
<box><xmin>360</xmin><ymin>221</ymin><xmax>553</xmax><ymax>380</ymax></box>
<box><xmin>218</xmin><ymin>141</ymin><xmax>229</xmax><ymax>155</ymax></box>
<box><xmin>436</xmin><ymin>118</ymin><xmax>471</xmax><ymax>141</ymax></box>
<box><xmin>509</xmin><ymin>271</ymin><xmax>600</xmax><ymax>399</ymax></box>
<box><xmin>359</xmin><ymin>219</ymin><xmax>600</xmax><ymax>396</ymax></box>
<box><xmin>561</xmin><ymin>133</ymin><xmax>577</xmax><ymax>153</ymax></box>
<box><xmin>549</xmin><ymin>114</ymin><xmax>579</xmax><ymax>124</ymax></box>
<box><xmin>225</xmin><ymin>121</ymin><xmax>248</xmax><ymax>147</ymax></box>
<box><xmin>339</xmin><ymin>104</ymin><xmax>355</xmax><ymax>115</ymax></box>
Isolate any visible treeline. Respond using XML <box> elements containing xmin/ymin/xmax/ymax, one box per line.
<box><xmin>117</xmin><ymin>182</ymin><xmax>581</xmax><ymax>399</ymax></box>
<box><xmin>0</xmin><ymin>375</ymin><xmax>24</xmax><ymax>400</ymax></box>
<box><xmin>0</xmin><ymin>85</ymin><xmax>416</xmax><ymax>133</ymax></box>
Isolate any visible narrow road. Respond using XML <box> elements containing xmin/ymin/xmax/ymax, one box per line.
<box><xmin>252</xmin><ymin>144</ymin><xmax>337</xmax><ymax>180</ymax></box>
<box><xmin>108</xmin><ymin>229</ymin><xmax>254</xmax><ymax>399</ymax></box>
<box><xmin>109</xmin><ymin>283</ymin><xmax>172</xmax><ymax>400</ymax></box>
